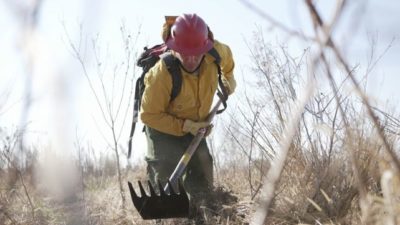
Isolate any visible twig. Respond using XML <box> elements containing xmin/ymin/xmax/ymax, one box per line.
<box><xmin>305</xmin><ymin>0</ymin><xmax>400</xmax><ymax>172</ymax></box>
<box><xmin>250</xmin><ymin>77</ymin><xmax>315</xmax><ymax>225</ymax></box>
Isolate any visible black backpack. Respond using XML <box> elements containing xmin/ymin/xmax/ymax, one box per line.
<box><xmin>127</xmin><ymin>44</ymin><xmax>228</xmax><ymax>158</ymax></box>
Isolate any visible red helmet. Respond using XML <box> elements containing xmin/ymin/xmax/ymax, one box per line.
<box><xmin>166</xmin><ymin>14</ymin><xmax>213</xmax><ymax>56</ymax></box>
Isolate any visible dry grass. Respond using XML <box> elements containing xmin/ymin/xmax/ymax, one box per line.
<box><xmin>0</xmin><ymin>128</ymin><xmax>400</xmax><ymax>225</ymax></box>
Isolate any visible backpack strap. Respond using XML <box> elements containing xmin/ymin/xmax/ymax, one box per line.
<box><xmin>208</xmin><ymin>47</ymin><xmax>228</xmax><ymax>114</ymax></box>
<box><xmin>161</xmin><ymin>53</ymin><xmax>182</xmax><ymax>102</ymax></box>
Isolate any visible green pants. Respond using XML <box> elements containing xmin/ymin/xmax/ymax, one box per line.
<box><xmin>144</xmin><ymin>126</ymin><xmax>213</xmax><ymax>196</ymax></box>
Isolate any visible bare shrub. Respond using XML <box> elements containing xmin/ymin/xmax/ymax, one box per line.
<box><xmin>228</xmin><ymin>1</ymin><xmax>400</xmax><ymax>224</ymax></box>
<box><xmin>65</xmin><ymin>23</ymin><xmax>140</xmax><ymax>213</ymax></box>
<box><xmin>222</xmin><ymin>26</ymin><xmax>399</xmax><ymax>225</ymax></box>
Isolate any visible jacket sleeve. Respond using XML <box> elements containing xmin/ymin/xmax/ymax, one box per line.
<box><xmin>215</xmin><ymin>41</ymin><xmax>237</xmax><ymax>94</ymax></box>
<box><xmin>140</xmin><ymin>60</ymin><xmax>186</xmax><ymax>136</ymax></box>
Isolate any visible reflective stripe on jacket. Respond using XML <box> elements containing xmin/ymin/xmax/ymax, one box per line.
<box><xmin>140</xmin><ymin>40</ymin><xmax>236</xmax><ymax>136</ymax></box>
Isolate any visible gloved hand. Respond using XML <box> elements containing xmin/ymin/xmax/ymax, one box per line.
<box><xmin>183</xmin><ymin>120</ymin><xmax>212</xmax><ymax>136</ymax></box>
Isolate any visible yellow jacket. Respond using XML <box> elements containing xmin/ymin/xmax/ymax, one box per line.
<box><xmin>140</xmin><ymin>40</ymin><xmax>236</xmax><ymax>136</ymax></box>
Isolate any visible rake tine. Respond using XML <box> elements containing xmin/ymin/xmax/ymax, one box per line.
<box><xmin>138</xmin><ymin>181</ymin><xmax>148</xmax><ymax>197</ymax></box>
<box><xmin>167</xmin><ymin>180</ymin><xmax>176</xmax><ymax>195</ymax></box>
<box><xmin>158</xmin><ymin>180</ymin><xmax>166</xmax><ymax>196</ymax></box>
<box><xmin>147</xmin><ymin>180</ymin><xmax>157</xmax><ymax>196</ymax></box>
<box><xmin>128</xmin><ymin>181</ymin><xmax>138</xmax><ymax>198</ymax></box>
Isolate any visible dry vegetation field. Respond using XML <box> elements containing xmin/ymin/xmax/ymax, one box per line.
<box><xmin>1</xmin><ymin>119</ymin><xmax>400</xmax><ymax>225</ymax></box>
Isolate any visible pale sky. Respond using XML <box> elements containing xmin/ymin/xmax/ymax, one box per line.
<box><xmin>1</xmin><ymin>0</ymin><xmax>399</xmax><ymax>162</ymax></box>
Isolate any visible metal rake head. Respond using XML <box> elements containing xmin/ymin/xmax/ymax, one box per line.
<box><xmin>127</xmin><ymin>180</ymin><xmax>189</xmax><ymax>219</ymax></box>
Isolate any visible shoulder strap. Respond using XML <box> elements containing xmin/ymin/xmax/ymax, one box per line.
<box><xmin>208</xmin><ymin>47</ymin><xmax>221</xmax><ymax>65</ymax></box>
<box><xmin>207</xmin><ymin>47</ymin><xmax>228</xmax><ymax>114</ymax></box>
<box><xmin>161</xmin><ymin>53</ymin><xmax>182</xmax><ymax>102</ymax></box>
